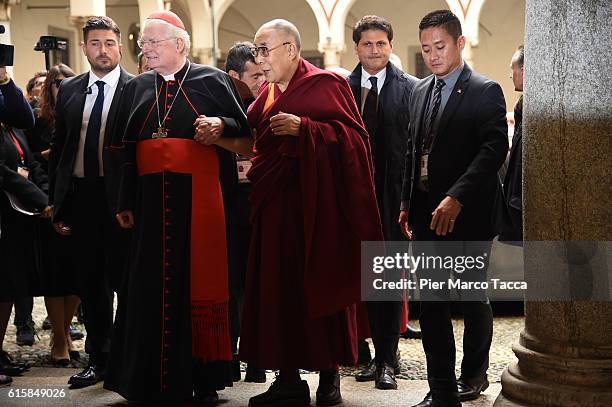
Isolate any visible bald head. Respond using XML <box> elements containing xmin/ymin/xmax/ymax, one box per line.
<box><xmin>257</xmin><ymin>19</ymin><xmax>301</xmax><ymax>52</ymax></box>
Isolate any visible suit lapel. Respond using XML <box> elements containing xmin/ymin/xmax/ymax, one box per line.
<box><xmin>432</xmin><ymin>65</ymin><xmax>472</xmax><ymax>151</ymax></box>
<box><xmin>414</xmin><ymin>77</ymin><xmax>435</xmax><ymax>149</ymax></box>
<box><xmin>63</xmin><ymin>74</ymin><xmax>89</xmax><ymax>165</ymax></box>
<box><xmin>103</xmin><ymin>68</ymin><xmax>128</xmax><ymax>147</ymax></box>
<box><xmin>348</xmin><ymin>64</ymin><xmax>362</xmax><ymax>108</ymax></box>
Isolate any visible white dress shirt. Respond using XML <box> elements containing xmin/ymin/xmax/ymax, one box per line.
<box><xmin>360</xmin><ymin>66</ymin><xmax>387</xmax><ymax>113</ymax></box>
<box><xmin>360</xmin><ymin>66</ymin><xmax>387</xmax><ymax>93</ymax></box>
<box><xmin>73</xmin><ymin>65</ymin><xmax>121</xmax><ymax>177</ymax></box>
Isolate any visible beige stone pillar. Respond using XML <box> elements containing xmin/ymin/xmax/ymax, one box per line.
<box><xmin>69</xmin><ymin>0</ymin><xmax>107</xmax><ymax>74</ymax></box>
<box><xmin>69</xmin><ymin>16</ymin><xmax>91</xmax><ymax>74</ymax></box>
<box><xmin>319</xmin><ymin>41</ymin><xmax>343</xmax><ymax>70</ymax></box>
<box><xmin>462</xmin><ymin>41</ymin><xmax>474</xmax><ymax>69</ymax></box>
<box><xmin>191</xmin><ymin>47</ymin><xmax>215</xmax><ymax>67</ymax></box>
<box><xmin>494</xmin><ymin>0</ymin><xmax>612</xmax><ymax>406</ymax></box>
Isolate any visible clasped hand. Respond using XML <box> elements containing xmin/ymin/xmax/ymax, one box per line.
<box><xmin>194</xmin><ymin>116</ymin><xmax>224</xmax><ymax>145</ymax></box>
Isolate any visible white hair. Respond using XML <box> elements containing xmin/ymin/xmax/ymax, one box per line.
<box><xmin>143</xmin><ymin>18</ymin><xmax>191</xmax><ymax>56</ymax></box>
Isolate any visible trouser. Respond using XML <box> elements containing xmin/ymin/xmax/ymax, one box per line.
<box><xmin>365</xmin><ymin>300</ymin><xmax>403</xmax><ymax>366</ymax></box>
<box><xmin>13</xmin><ymin>297</ymin><xmax>33</xmax><ymax>327</ymax></box>
<box><xmin>67</xmin><ymin>177</ymin><xmax>129</xmax><ymax>367</ymax></box>
<box><xmin>411</xmin><ymin>190</ymin><xmax>493</xmax><ymax>393</ymax></box>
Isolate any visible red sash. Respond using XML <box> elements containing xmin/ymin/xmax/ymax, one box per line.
<box><xmin>137</xmin><ymin>138</ymin><xmax>231</xmax><ymax>362</ymax></box>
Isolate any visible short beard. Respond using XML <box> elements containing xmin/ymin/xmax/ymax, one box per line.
<box><xmin>90</xmin><ymin>61</ymin><xmax>118</xmax><ymax>75</ymax></box>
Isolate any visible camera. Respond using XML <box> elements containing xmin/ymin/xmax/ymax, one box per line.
<box><xmin>34</xmin><ymin>36</ymin><xmax>67</xmax><ymax>53</ymax></box>
<box><xmin>34</xmin><ymin>35</ymin><xmax>67</xmax><ymax>70</ymax></box>
<box><xmin>0</xmin><ymin>24</ymin><xmax>14</xmax><ymax>67</ymax></box>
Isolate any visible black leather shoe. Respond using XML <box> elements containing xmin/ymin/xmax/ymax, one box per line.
<box><xmin>68</xmin><ymin>365</ymin><xmax>105</xmax><ymax>388</ymax></box>
<box><xmin>357</xmin><ymin>339</ymin><xmax>372</xmax><ymax>364</ymax></box>
<box><xmin>244</xmin><ymin>365</ymin><xmax>266</xmax><ymax>383</ymax></box>
<box><xmin>401</xmin><ymin>323</ymin><xmax>423</xmax><ymax>339</ymax></box>
<box><xmin>69</xmin><ymin>324</ymin><xmax>84</xmax><ymax>341</ymax></box>
<box><xmin>0</xmin><ymin>374</ymin><xmax>12</xmax><ymax>387</ymax></box>
<box><xmin>194</xmin><ymin>389</ymin><xmax>219</xmax><ymax>407</ymax></box>
<box><xmin>0</xmin><ymin>351</ymin><xmax>27</xmax><ymax>376</ymax></box>
<box><xmin>16</xmin><ymin>322</ymin><xmax>36</xmax><ymax>346</ymax></box>
<box><xmin>374</xmin><ymin>363</ymin><xmax>397</xmax><ymax>390</ymax></box>
<box><xmin>412</xmin><ymin>392</ymin><xmax>461</xmax><ymax>407</ymax></box>
<box><xmin>248</xmin><ymin>378</ymin><xmax>310</xmax><ymax>407</ymax></box>
<box><xmin>316</xmin><ymin>370</ymin><xmax>341</xmax><ymax>406</ymax></box>
<box><xmin>355</xmin><ymin>358</ymin><xmax>376</xmax><ymax>382</ymax></box>
<box><xmin>457</xmin><ymin>376</ymin><xmax>488</xmax><ymax>401</ymax></box>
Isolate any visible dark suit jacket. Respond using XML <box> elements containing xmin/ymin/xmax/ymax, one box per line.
<box><xmin>0</xmin><ymin>127</ymin><xmax>48</xmax><ymax>208</ymax></box>
<box><xmin>49</xmin><ymin>68</ymin><xmax>134</xmax><ymax>222</ymax></box>
<box><xmin>348</xmin><ymin>62</ymin><xmax>417</xmax><ymax>240</ymax></box>
<box><xmin>500</xmin><ymin>97</ymin><xmax>523</xmax><ymax>242</ymax></box>
<box><xmin>0</xmin><ymin>79</ymin><xmax>35</xmax><ymax>130</ymax></box>
<box><xmin>400</xmin><ymin>64</ymin><xmax>508</xmax><ymax>240</ymax></box>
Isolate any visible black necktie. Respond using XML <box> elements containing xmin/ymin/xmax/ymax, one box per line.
<box><xmin>362</xmin><ymin>76</ymin><xmax>378</xmax><ymax>138</ymax></box>
<box><xmin>84</xmin><ymin>80</ymin><xmax>105</xmax><ymax>178</ymax></box>
<box><xmin>422</xmin><ymin>79</ymin><xmax>445</xmax><ymax>152</ymax></box>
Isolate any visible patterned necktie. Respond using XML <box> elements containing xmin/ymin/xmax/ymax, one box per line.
<box><xmin>84</xmin><ymin>80</ymin><xmax>105</xmax><ymax>178</ymax></box>
<box><xmin>422</xmin><ymin>79</ymin><xmax>445</xmax><ymax>152</ymax></box>
<box><xmin>363</xmin><ymin>76</ymin><xmax>379</xmax><ymax>138</ymax></box>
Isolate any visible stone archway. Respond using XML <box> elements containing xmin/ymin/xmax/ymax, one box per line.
<box><xmin>216</xmin><ymin>0</ymin><xmax>321</xmax><ymax>67</ymax></box>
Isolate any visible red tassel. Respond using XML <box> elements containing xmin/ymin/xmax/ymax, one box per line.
<box><xmin>191</xmin><ymin>300</ymin><xmax>232</xmax><ymax>362</ymax></box>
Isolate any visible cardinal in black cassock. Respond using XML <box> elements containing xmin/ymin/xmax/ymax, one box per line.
<box><xmin>103</xmin><ymin>11</ymin><xmax>250</xmax><ymax>406</ymax></box>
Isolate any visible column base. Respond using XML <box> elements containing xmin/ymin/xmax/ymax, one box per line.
<box><xmin>494</xmin><ymin>335</ymin><xmax>612</xmax><ymax>407</ymax></box>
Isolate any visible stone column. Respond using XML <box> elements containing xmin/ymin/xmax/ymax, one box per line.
<box><xmin>319</xmin><ymin>41</ymin><xmax>343</xmax><ymax>70</ymax></box>
<box><xmin>191</xmin><ymin>47</ymin><xmax>215</xmax><ymax>67</ymax></box>
<box><xmin>69</xmin><ymin>16</ymin><xmax>91</xmax><ymax>74</ymax></box>
<box><xmin>462</xmin><ymin>41</ymin><xmax>474</xmax><ymax>69</ymax></box>
<box><xmin>494</xmin><ymin>1</ymin><xmax>612</xmax><ymax>406</ymax></box>
<box><xmin>69</xmin><ymin>0</ymin><xmax>106</xmax><ymax>73</ymax></box>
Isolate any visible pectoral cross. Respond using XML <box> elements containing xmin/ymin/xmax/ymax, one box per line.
<box><xmin>152</xmin><ymin>127</ymin><xmax>168</xmax><ymax>139</ymax></box>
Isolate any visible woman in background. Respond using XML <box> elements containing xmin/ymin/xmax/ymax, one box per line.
<box><xmin>32</xmin><ymin>64</ymin><xmax>81</xmax><ymax>365</ymax></box>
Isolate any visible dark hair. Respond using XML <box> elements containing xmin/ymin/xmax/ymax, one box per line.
<box><xmin>39</xmin><ymin>64</ymin><xmax>76</xmax><ymax>123</ymax></box>
<box><xmin>516</xmin><ymin>45</ymin><xmax>524</xmax><ymax>68</ymax></box>
<box><xmin>225</xmin><ymin>42</ymin><xmax>255</xmax><ymax>76</ymax></box>
<box><xmin>26</xmin><ymin>71</ymin><xmax>47</xmax><ymax>95</ymax></box>
<box><xmin>353</xmin><ymin>15</ymin><xmax>393</xmax><ymax>44</ymax></box>
<box><xmin>419</xmin><ymin>10</ymin><xmax>462</xmax><ymax>41</ymax></box>
<box><xmin>83</xmin><ymin>16</ymin><xmax>121</xmax><ymax>42</ymax></box>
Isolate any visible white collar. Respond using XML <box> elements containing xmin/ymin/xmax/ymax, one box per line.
<box><xmin>361</xmin><ymin>66</ymin><xmax>387</xmax><ymax>91</ymax></box>
<box><xmin>88</xmin><ymin>64</ymin><xmax>121</xmax><ymax>89</ymax></box>
<box><xmin>162</xmin><ymin>59</ymin><xmax>188</xmax><ymax>81</ymax></box>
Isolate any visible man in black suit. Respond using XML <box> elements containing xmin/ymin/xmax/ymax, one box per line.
<box><xmin>224</xmin><ymin>42</ymin><xmax>267</xmax><ymax>384</ymax></box>
<box><xmin>48</xmin><ymin>16</ymin><xmax>133</xmax><ymax>388</ymax></box>
<box><xmin>500</xmin><ymin>46</ymin><xmax>524</xmax><ymax>243</ymax></box>
<box><xmin>398</xmin><ymin>10</ymin><xmax>508</xmax><ymax>407</ymax></box>
<box><xmin>347</xmin><ymin>15</ymin><xmax>417</xmax><ymax>391</ymax></box>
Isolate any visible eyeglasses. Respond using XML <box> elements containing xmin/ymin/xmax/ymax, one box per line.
<box><xmin>250</xmin><ymin>42</ymin><xmax>291</xmax><ymax>58</ymax></box>
<box><xmin>53</xmin><ymin>79</ymin><xmax>63</xmax><ymax>88</ymax></box>
<box><xmin>137</xmin><ymin>37</ymin><xmax>177</xmax><ymax>49</ymax></box>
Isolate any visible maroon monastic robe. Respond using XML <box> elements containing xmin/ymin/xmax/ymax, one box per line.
<box><xmin>239</xmin><ymin>59</ymin><xmax>383</xmax><ymax>370</ymax></box>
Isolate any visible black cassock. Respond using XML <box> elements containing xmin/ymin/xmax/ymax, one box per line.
<box><xmin>104</xmin><ymin>61</ymin><xmax>250</xmax><ymax>401</ymax></box>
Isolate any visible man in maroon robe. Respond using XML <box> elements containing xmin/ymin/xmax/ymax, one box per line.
<box><xmin>196</xmin><ymin>19</ymin><xmax>383</xmax><ymax>407</ymax></box>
